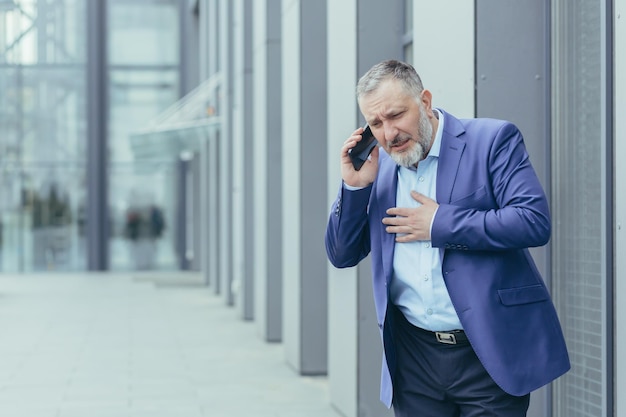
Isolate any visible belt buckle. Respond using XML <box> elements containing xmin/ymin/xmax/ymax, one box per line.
<box><xmin>435</xmin><ymin>331</ymin><xmax>457</xmax><ymax>345</ymax></box>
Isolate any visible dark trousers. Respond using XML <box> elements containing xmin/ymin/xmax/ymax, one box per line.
<box><xmin>390</xmin><ymin>305</ymin><xmax>530</xmax><ymax>417</ymax></box>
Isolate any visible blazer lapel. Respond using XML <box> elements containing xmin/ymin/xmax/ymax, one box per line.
<box><xmin>436</xmin><ymin>110</ymin><xmax>466</xmax><ymax>204</ymax></box>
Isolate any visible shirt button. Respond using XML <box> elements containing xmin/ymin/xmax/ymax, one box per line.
<box><xmin>418</xmin><ymin>176</ymin><xmax>425</xmax><ymax>182</ymax></box>
<box><xmin>423</xmin><ymin>275</ymin><xmax>429</xmax><ymax>282</ymax></box>
<box><xmin>425</xmin><ymin>242</ymin><xmax>431</xmax><ymax>248</ymax></box>
<box><xmin>426</xmin><ymin>308</ymin><xmax>433</xmax><ymax>315</ymax></box>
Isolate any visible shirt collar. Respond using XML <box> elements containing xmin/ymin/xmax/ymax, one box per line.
<box><xmin>428</xmin><ymin>108</ymin><xmax>444</xmax><ymax>159</ymax></box>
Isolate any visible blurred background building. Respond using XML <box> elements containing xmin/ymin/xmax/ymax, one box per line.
<box><xmin>1</xmin><ymin>1</ymin><xmax>626</xmax><ymax>417</ymax></box>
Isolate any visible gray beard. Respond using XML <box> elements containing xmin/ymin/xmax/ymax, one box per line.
<box><xmin>389</xmin><ymin>113</ymin><xmax>433</xmax><ymax>168</ymax></box>
<box><xmin>390</xmin><ymin>142</ymin><xmax>425</xmax><ymax>167</ymax></box>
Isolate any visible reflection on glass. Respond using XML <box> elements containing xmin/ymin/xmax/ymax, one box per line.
<box><xmin>107</xmin><ymin>0</ymin><xmax>181</xmax><ymax>271</ymax></box>
<box><xmin>0</xmin><ymin>0</ymin><xmax>184</xmax><ymax>272</ymax></box>
<box><xmin>0</xmin><ymin>1</ymin><xmax>88</xmax><ymax>272</ymax></box>
<box><xmin>109</xmin><ymin>162</ymin><xmax>178</xmax><ymax>271</ymax></box>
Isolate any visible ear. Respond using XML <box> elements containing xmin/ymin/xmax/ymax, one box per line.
<box><xmin>420</xmin><ymin>89</ymin><xmax>433</xmax><ymax>109</ymax></box>
<box><xmin>420</xmin><ymin>89</ymin><xmax>436</xmax><ymax>118</ymax></box>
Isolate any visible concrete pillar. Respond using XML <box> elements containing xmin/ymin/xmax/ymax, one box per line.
<box><xmin>218</xmin><ymin>0</ymin><xmax>234</xmax><ymax>305</ymax></box>
<box><xmin>198</xmin><ymin>0</ymin><xmax>222</xmax><ymax>293</ymax></box>
<box><xmin>281</xmin><ymin>0</ymin><xmax>328</xmax><ymax>374</ymax></box>
<box><xmin>326</xmin><ymin>1</ymin><xmax>401</xmax><ymax>415</ymax></box>
<box><xmin>232</xmin><ymin>0</ymin><xmax>255</xmax><ymax>319</ymax></box>
<box><xmin>253</xmin><ymin>0</ymin><xmax>283</xmax><ymax>342</ymax></box>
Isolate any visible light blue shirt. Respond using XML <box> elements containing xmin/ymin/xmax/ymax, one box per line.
<box><xmin>389</xmin><ymin>110</ymin><xmax>463</xmax><ymax>331</ymax></box>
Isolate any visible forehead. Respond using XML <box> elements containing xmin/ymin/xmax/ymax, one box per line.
<box><xmin>359</xmin><ymin>79</ymin><xmax>415</xmax><ymax>118</ymax></box>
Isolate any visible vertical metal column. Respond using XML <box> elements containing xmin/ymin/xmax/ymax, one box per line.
<box><xmin>242</xmin><ymin>0</ymin><xmax>255</xmax><ymax>320</ymax></box>
<box><xmin>204</xmin><ymin>0</ymin><xmax>221</xmax><ymax>294</ymax></box>
<box><xmin>180</xmin><ymin>0</ymin><xmax>200</xmax><ymax>96</ymax></box>
<box><xmin>191</xmin><ymin>152</ymin><xmax>202</xmax><ymax>271</ymax></box>
<box><xmin>614</xmin><ymin>1</ymin><xmax>626</xmax><ymax>415</ymax></box>
<box><xmin>86</xmin><ymin>0</ymin><xmax>109</xmax><ymax>270</ymax></box>
<box><xmin>176</xmin><ymin>156</ymin><xmax>190</xmax><ymax>270</ymax></box>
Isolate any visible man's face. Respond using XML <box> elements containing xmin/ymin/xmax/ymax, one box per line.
<box><xmin>359</xmin><ymin>79</ymin><xmax>434</xmax><ymax>168</ymax></box>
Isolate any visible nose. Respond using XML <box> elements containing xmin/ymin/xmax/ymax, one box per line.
<box><xmin>383</xmin><ymin>122</ymin><xmax>398</xmax><ymax>142</ymax></box>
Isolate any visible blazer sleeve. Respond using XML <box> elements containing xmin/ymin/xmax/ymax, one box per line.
<box><xmin>325</xmin><ymin>183</ymin><xmax>373</xmax><ymax>268</ymax></box>
<box><xmin>431</xmin><ymin>122</ymin><xmax>551</xmax><ymax>251</ymax></box>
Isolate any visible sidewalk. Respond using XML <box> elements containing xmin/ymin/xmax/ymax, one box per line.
<box><xmin>0</xmin><ymin>272</ymin><xmax>343</xmax><ymax>417</ymax></box>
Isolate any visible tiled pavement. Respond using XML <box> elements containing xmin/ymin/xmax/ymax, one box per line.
<box><xmin>0</xmin><ymin>272</ymin><xmax>343</xmax><ymax>417</ymax></box>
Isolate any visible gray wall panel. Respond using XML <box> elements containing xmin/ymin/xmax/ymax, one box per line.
<box><xmin>264</xmin><ymin>0</ymin><xmax>283</xmax><ymax>341</ymax></box>
<box><xmin>476</xmin><ymin>1</ymin><xmax>550</xmax><ymax>415</ymax></box>
<box><xmin>299</xmin><ymin>0</ymin><xmax>328</xmax><ymax>374</ymax></box>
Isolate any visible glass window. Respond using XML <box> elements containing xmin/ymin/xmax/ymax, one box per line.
<box><xmin>109</xmin><ymin>160</ymin><xmax>178</xmax><ymax>271</ymax></box>
<box><xmin>107</xmin><ymin>0</ymin><xmax>181</xmax><ymax>271</ymax></box>
<box><xmin>109</xmin><ymin>1</ymin><xmax>180</xmax><ymax>66</ymax></box>
<box><xmin>551</xmin><ymin>1</ymin><xmax>608</xmax><ymax>416</ymax></box>
<box><xmin>0</xmin><ymin>1</ymin><xmax>88</xmax><ymax>272</ymax></box>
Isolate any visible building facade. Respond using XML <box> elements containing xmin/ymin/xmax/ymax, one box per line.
<box><xmin>194</xmin><ymin>1</ymin><xmax>625</xmax><ymax>416</ymax></box>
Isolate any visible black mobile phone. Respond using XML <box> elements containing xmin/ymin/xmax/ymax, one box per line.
<box><xmin>349</xmin><ymin>125</ymin><xmax>378</xmax><ymax>171</ymax></box>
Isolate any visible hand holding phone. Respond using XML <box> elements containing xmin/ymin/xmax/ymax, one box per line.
<box><xmin>349</xmin><ymin>125</ymin><xmax>378</xmax><ymax>171</ymax></box>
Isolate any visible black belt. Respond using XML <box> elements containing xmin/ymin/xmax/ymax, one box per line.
<box><xmin>411</xmin><ymin>323</ymin><xmax>469</xmax><ymax>345</ymax></box>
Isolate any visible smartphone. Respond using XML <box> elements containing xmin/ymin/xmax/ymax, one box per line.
<box><xmin>349</xmin><ymin>125</ymin><xmax>378</xmax><ymax>171</ymax></box>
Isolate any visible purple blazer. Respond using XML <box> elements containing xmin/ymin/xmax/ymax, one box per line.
<box><xmin>325</xmin><ymin>110</ymin><xmax>570</xmax><ymax>407</ymax></box>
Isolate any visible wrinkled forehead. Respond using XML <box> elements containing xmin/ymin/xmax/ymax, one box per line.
<box><xmin>359</xmin><ymin>80</ymin><xmax>417</xmax><ymax>114</ymax></box>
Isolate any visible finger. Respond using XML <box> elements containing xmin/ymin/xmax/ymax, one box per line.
<box><xmin>341</xmin><ymin>137</ymin><xmax>360</xmax><ymax>157</ymax></box>
<box><xmin>410</xmin><ymin>190</ymin><xmax>426</xmax><ymax>203</ymax></box>
<box><xmin>342</xmin><ymin>130</ymin><xmax>368</xmax><ymax>155</ymax></box>
<box><xmin>385</xmin><ymin>225</ymin><xmax>407</xmax><ymax>234</ymax></box>
<box><xmin>386</xmin><ymin>207</ymin><xmax>412</xmax><ymax>217</ymax></box>
<box><xmin>382</xmin><ymin>215</ymin><xmax>408</xmax><ymax>225</ymax></box>
<box><xmin>411</xmin><ymin>191</ymin><xmax>435</xmax><ymax>205</ymax></box>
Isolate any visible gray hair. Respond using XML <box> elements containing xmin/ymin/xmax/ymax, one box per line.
<box><xmin>356</xmin><ymin>60</ymin><xmax>424</xmax><ymax>102</ymax></box>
